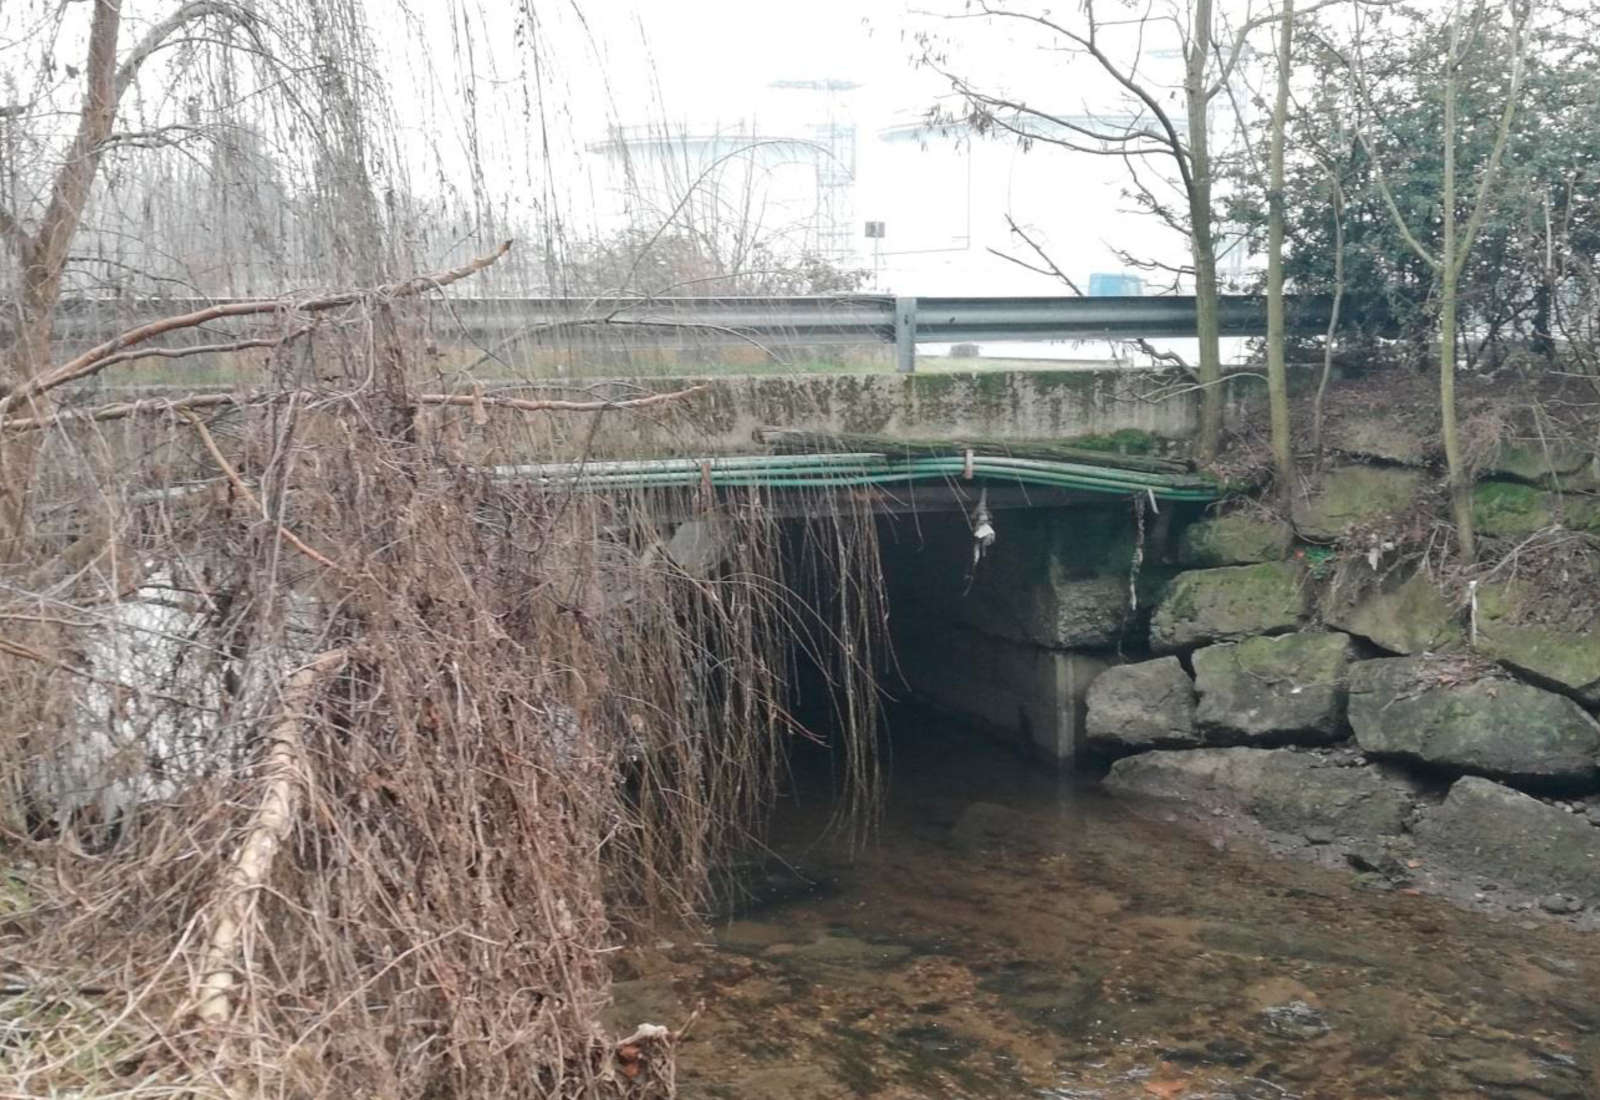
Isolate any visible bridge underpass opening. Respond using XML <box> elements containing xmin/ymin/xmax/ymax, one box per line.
<box><xmin>694</xmin><ymin>487</ymin><xmax>1210</xmax><ymax>785</ymax></box>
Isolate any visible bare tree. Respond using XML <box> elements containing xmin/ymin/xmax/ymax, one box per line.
<box><xmin>1351</xmin><ymin>0</ymin><xmax>1530</xmax><ymax>561</ymax></box>
<box><xmin>920</xmin><ymin>0</ymin><xmax>1320</xmax><ymax>462</ymax></box>
<box><xmin>1265</xmin><ymin>0</ymin><xmax>1296</xmax><ymax>500</ymax></box>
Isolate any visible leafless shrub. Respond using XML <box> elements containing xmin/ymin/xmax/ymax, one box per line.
<box><xmin>0</xmin><ymin>262</ymin><xmax>886</xmax><ymax>1096</ymax></box>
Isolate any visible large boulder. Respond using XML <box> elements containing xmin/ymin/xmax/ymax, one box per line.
<box><xmin>1105</xmin><ymin>747</ymin><xmax>1413</xmax><ymax>840</ymax></box>
<box><xmin>1177</xmin><ymin>513</ymin><xmax>1294</xmax><ymax>567</ymax></box>
<box><xmin>1321</xmin><ymin>569</ymin><xmax>1463</xmax><ymax>655</ymax></box>
<box><xmin>1149</xmin><ymin>563</ymin><xmax>1308</xmax><ymax>653</ymax></box>
<box><xmin>1084</xmin><ymin>657</ymin><xmax>1199</xmax><ymax>752</ymax></box>
<box><xmin>1415</xmin><ymin>776</ymin><xmax>1600</xmax><ymax>900</ymax></box>
<box><xmin>1475</xmin><ymin>581</ymin><xmax>1600</xmax><ymax>705</ymax></box>
<box><xmin>1292</xmin><ymin>466</ymin><xmax>1426</xmax><ymax>542</ymax></box>
<box><xmin>1348</xmin><ymin>656</ymin><xmax>1600</xmax><ymax>788</ymax></box>
<box><xmin>1193</xmin><ymin>631</ymin><xmax>1354</xmax><ymax>743</ymax></box>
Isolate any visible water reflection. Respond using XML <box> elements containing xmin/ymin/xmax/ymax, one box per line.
<box><xmin>610</xmin><ymin>711</ymin><xmax>1600</xmax><ymax>1098</ymax></box>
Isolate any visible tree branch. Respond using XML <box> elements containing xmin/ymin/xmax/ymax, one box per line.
<box><xmin>2</xmin><ymin>241</ymin><xmax>511</xmax><ymax>413</ymax></box>
<box><xmin>182</xmin><ymin>409</ymin><xmax>348</xmax><ymax>574</ymax></box>
<box><xmin>193</xmin><ymin>649</ymin><xmax>347</xmax><ymax>1026</ymax></box>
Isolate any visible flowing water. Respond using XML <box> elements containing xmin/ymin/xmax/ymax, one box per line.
<box><xmin>609</xmin><ymin>712</ymin><xmax>1600</xmax><ymax>1098</ymax></box>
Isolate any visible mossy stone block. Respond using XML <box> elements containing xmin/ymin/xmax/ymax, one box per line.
<box><xmin>1150</xmin><ymin>562</ymin><xmax>1308</xmax><ymax>653</ymax></box>
<box><xmin>1178</xmin><ymin>513</ymin><xmax>1295</xmax><ymax>567</ymax></box>
<box><xmin>1476</xmin><ymin>582</ymin><xmax>1600</xmax><ymax>705</ymax></box>
<box><xmin>1294</xmin><ymin>466</ymin><xmax>1425</xmax><ymax>542</ymax></box>
<box><xmin>1322</xmin><ymin>569</ymin><xmax>1464</xmax><ymax>655</ymax></box>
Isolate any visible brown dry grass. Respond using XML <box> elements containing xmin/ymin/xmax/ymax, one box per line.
<box><xmin>0</xmin><ymin>290</ymin><xmax>886</xmax><ymax>1096</ymax></box>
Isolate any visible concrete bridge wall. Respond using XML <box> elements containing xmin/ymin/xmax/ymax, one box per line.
<box><xmin>487</xmin><ymin>367</ymin><xmax>1257</xmax><ymax>460</ymax></box>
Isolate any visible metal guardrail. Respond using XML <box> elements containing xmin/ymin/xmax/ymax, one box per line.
<box><xmin>47</xmin><ymin>292</ymin><xmax>1386</xmax><ymax>372</ymax></box>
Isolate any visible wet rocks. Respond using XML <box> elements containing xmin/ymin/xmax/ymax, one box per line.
<box><xmin>1414</xmin><ymin>777</ymin><xmax>1600</xmax><ymax>902</ymax></box>
<box><xmin>1257</xmin><ymin>1000</ymin><xmax>1330</xmax><ymax>1041</ymax></box>
<box><xmin>1192</xmin><ymin>631</ymin><xmax>1353</xmax><ymax>744</ymax></box>
<box><xmin>1084</xmin><ymin>656</ymin><xmax>1199</xmax><ymax>751</ymax></box>
<box><xmin>1104</xmin><ymin>747</ymin><xmax>1412</xmax><ymax>841</ymax></box>
<box><xmin>1148</xmin><ymin>562</ymin><xmax>1308</xmax><ymax>653</ymax></box>
<box><xmin>1348</xmin><ymin>656</ymin><xmax>1600</xmax><ymax>787</ymax></box>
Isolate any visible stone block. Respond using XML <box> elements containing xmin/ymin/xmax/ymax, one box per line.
<box><xmin>1177</xmin><ymin>513</ymin><xmax>1295</xmax><ymax>567</ymax></box>
<box><xmin>1472</xmin><ymin>481</ymin><xmax>1600</xmax><ymax>539</ymax></box>
<box><xmin>1084</xmin><ymin>656</ymin><xmax>1199</xmax><ymax>752</ymax></box>
<box><xmin>1149</xmin><ymin>562</ymin><xmax>1308</xmax><ymax>653</ymax></box>
<box><xmin>1105</xmin><ymin>747</ymin><xmax>1413</xmax><ymax>839</ymax></box>
<box><xmin>1484</xmin><ymin>441</ymin><xmax>1596</xmax><ymax>489</ymax></box>
<box><xmin>1415</xmin><ymin>776</ymin><xmax>1600</xmax><ymax>899</ymax></box>
<box><xmin>1193</xmin><ymin>631</ymin><xmax>1353</xmax><ymax>743</ymax></box>
<box><xmin>1348</xmin><ymin>656</ymin><xmax>1600</xmax><ymax>788</ymax></box>
<box><xmin>1476</xmin><ymin>582</ymin><xmax>1600</xmax><ymax>705</ymax></box>
<box><xmin>1329</xmin><ymin>412</ymin><xmax>1429</xmax><ymax>466</ymax></box>
<box><xmin>1292</xmin><ymin>465</ymin><xmax>1426</xmax><ymax>542</ymax></box>
<box><xmin>1321</xmin><ymin>569</ymin><xmax>1463</xmax><ymax>655</ymax></box>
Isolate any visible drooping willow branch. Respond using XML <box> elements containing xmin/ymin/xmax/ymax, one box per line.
<box><xmin>0</xmin><ymin>241</ymin><xmax>513</xmax><ymax>414</ymax></box>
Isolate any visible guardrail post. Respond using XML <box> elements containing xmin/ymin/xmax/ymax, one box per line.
<box><xmin>894</xmin><ymin>297</ymin><xmax>917</xmax><ymax>373</ymax></box>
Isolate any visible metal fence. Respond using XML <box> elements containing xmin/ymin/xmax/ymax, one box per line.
<box><xmin>48</xmin><ymin>292</ymin><xmax>1387</xmax><ymax>373</ymax></box>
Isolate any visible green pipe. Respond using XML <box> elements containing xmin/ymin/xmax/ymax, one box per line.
<box><xmin>494</xmin><ymin>449</ymin><xmax>1219</xmax><ymax>501</ymax></box>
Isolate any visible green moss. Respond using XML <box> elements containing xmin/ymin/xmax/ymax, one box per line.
<box><xmin>1150</xmin><ymin>562</ymin><xmax>1308</xmax><ymax>652</ymax></box>
<box><xmin>1066</xmin><ymin>428</ymin><xmax>1157</xmax><ymax>455</ymax></box>
<box><xmin>1472</xmin><ymin>480</ymin><xmax>1554</xmax><ymax>537</ymax></box>
<box><xmin>1476</xmin><ymin>581</ymin><xmax>1600</xmax><ymax>702</ymax></box>
<box><xmin>1293</xmin><ymin>466</ymin><xmax>1425</xmax><ymax>540</ymax></box>
<box><xmin>1177</xmin><ymin>513</ymin><xmax>1294</xmax><ymax>566</ymax></box>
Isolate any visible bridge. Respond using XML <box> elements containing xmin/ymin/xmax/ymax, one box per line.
<box><xmin>45</xmin><ymin>293</ymin><xmax>1295</xmax><ymax>768</ymax></box>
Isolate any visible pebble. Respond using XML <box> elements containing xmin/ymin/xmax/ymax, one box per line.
<box><xmin>1303</xmin><ymin>825</ymin><xmax>1336</xmax><ymax>846</ymax></box>
<box><xmin>1540</xmin><ymin>894</ymin><xmax>1585</xmax><ymax>915</ymax></box>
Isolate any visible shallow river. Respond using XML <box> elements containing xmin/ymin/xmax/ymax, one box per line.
<box><xmin>608</xmin><ymin>715</ymin><xmax>1600</xmax><ymax>1098</ymax></box>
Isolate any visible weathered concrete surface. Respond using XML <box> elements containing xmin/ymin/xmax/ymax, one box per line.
<box><xmin>893</xmin><ymin>617</ymin><xmax>1107</xmax><ymax>765</ymax></box>
<box><xmin>1322</xmin><ymin>569</ymin><xmax>1464</xmax><ymax>655</ymax></box>
<box><xmin>1292</xmin><ymin>466</ymin><xmax>1426</xmax><ymax>542</ymax></box>
<box><xmin>1105</xmin><ymin>747</ymin><xmax>1413</xmax><ymax>840</ymax></box>
<box><xmin>1084</xmin><ymin>657</ymin><xmax>1199</xmax><ymax>752</ymax></box>
<box><xmin>1193</xmin><ymin>631</ymin><xmax>1353</xmax><ymax>744</ymax></box>
<box><xmin>1415</xmin><ymin>777</ymin><xmax>1600</xmax><ymax>900</ymax></box>
<box><xmin>1176</xmin><ymin>512</ymin><xmax>1294</xmax><ymax>567</ymax></box>
<box><xmin>474</xmin><ymin>368</ymin><xmax>1241</xmax><ymax>459</ymax></box>
<box><xmin>1348</xmin><ymin>656</ymin><xmax>1600</xmax><ymax>788</ymax></box>
<box><xmin>1476</xmin><ymin>581</ymin><xmax>1600</xmax><ymax>705</ymax></box>
<box><xmin>1149</xmin><ymin>563</ymin><xmax>1308</xmax><ymax>653</ymax></box>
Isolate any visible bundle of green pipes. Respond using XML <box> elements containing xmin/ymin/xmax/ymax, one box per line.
<box><xmin>488</xmin><ymin>451</ymin><xmax>1218</xmax><ymax>502</ymax></box>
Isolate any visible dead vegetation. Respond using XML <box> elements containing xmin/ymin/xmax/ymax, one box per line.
<box><xmin>0</xmin><ymin>252</ymin><xmax>886</xmax><ymax>1097</ymax></box>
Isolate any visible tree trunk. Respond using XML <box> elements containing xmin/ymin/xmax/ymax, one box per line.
<box><xmin>1440</xmin><ymin>27</ymin><xmax>1475</xmax><ymax>561</ymax></box>
<box><xmin>0</xmin><ymin>0</ymin><xmax>124</xmax><ymax>556</ymax></box>
<box><xmin>1266</xmin><ymin>0</ymin><xmax>1295</xmax><ymax>502</ymax></box>
<box><xmin>1186</xmin><ymin>0</ymin><xmax>1224</xmax><ymax>463</ymax></box>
